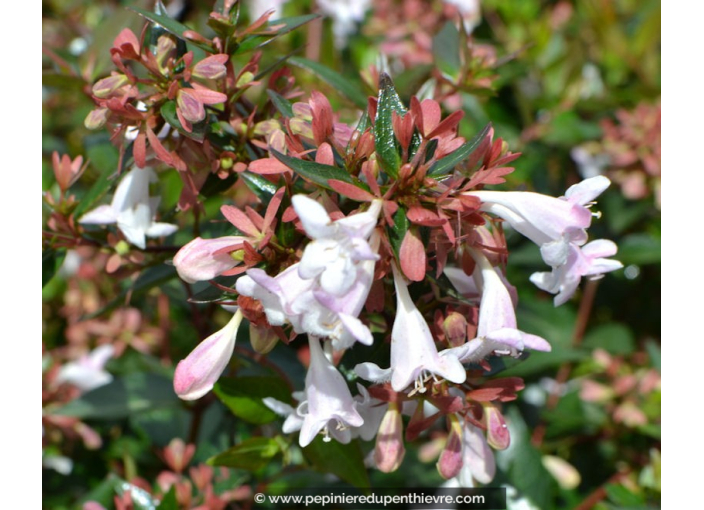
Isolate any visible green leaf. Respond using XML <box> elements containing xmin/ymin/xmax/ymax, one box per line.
<box><xmin>605</xmin><ymin>483</ymin><xmax>646</xmax><ymax>506</ymax></box>
<box><xmin>267</xmin><ymin>89</ymin><xmax>295</xmax><ymax>118</ymax></box>
<box><xmin>271</xmin><ymin>149</ymin><xmax>354</xmax><ymax>189</ymax></box>
<box><xmin>582</xmin><ymin>323</ymin><xmax>636</xmax><ymax>355</ymax></box>
<box><xmin>188</xmin><ymin>277</ymin><xmax>237</xmax><ymax>304</ymax></box>
<box><xmin>387</xmin><ymin>206</ymin><xmax>409</xmax><ymax>259</ymax></box>
<box><xmin>302</xmin><ymin>437</ymin><xmax>370</xmax><ymax>489</ymax></box>
<box><xmin>374</xmin><ymin>73</ymin><xmax>405</xmax><ymax>178</ymax></box>
<box><xmin>645</xmin><ymin>339</ymin><xmax>661</xmax><ymax>370</ymax></box>
<box><xmin>288</xmin><ymin>56</ymin><xmax>369</xmax><ymax>109</ymax></box>
<box><xmin>208</xmin><ymin>437</ymin><xmax>281</xmax><ymax>470</ymax></box>
<box><xmin>160</xmin><ymin>101</ymin><xmax>207</xmax><ymax>142</ymax></box>
<box><xmin>130</xmin><ymin>7</ymin><xmax>212</xmax><ymax>52</ymax></box>
<box><xmin>73</xmin><ymin>158</ymin><xmax>117</xmax><ymax>219</ymax></box>
<box><xmin>158</xmin><ymin>487</ymin><xmax>178</xmax><ymax>510</ymax></box>
<box><xmin>214</xmin><ymin>376</ymin><xmax>292</xmax><ymax>424</ymax></box>
<box><xmin>432</xmin><ymin>22</ymin><xmax>461</xmax><ymax>75</ymax></box>
<box><xmin>428</xmin><ymin>123</ymin><xmax>492</xmax><ymax>176</ymax></box>
<box><xmin>42</xmin><ymin>248</ymin><xmax>66</xmax><ymax>287</ymax></box>
<box><xmin>241</xmin><ymin>170</ymin><xmax>279</xmax><ymax>201</ymax></box>
<box><xmin>54</xmin><ymin>372</ymin><xmax>180</xmax><ymax>420</ymax></box>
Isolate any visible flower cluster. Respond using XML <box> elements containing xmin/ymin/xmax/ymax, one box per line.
<box><xmin>170</xmin><ymin>71</ymin><xmax>621</xmax><ymax>484</ymax></box>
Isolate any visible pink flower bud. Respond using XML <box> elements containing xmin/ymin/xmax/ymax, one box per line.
<box><xmin>484</xmin><ymin>404</ymin><xmax>510</xmax><ymax>450</ymax></box>
<box><xmin>374</xmin><ymin>403</ymin><xmax>405</xmax><ymax>473</ymax></box>
<box><xmin>162</xmin><ymin>438</ymin><xmax>196</xmax><ymax>473</ymax></box>
<box><xmin>443</xmin><ymin>312</ymin><xmax>468</xmax><ymax>347</ymax></box>
<box><xmin>92</xmin><ymin>74</ymin><xmax>128</xmax><ymax>99</ymax></box>
<box><xmin>249</xmin><ymin>323</ymin><xmax>279</xmax><ymax>354</ymax></box>
<box><xmin>177</xmin><ymin>88</ymin><xmax>205</xmax><ymax>123</ymax></box>
<box><xmin>437</xmin><ymin>415</ymin><xmax>463</xmax><ymax>479</ymax></box>
<box><xmin>84</xmin><ymin>107</ymin><xmax>108</xmax><ymax>130</ymax></box>
<box><xmin>192</xmin><ymin>54</ymin><xmax>229</xmax><ymax>80</ymax></box>
<box><xmin>173</xmin><ymin>236</ymin><xmax>245</xmax><ymax>284</ymax></box>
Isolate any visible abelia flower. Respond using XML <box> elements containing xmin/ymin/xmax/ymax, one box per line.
<box><xmin>55</xmin><ymin>345</ymin><xmax>114</xmax><ymax>393</ymax></box>
<box><xmin>79</xmin><ymin>166</ymin><xmax>177</xmax><ymax>249</ymax></box>
<box><xmin>465</xmin><ymin>176</ymin><xmax>610</xmax><ymax>268</ymax></box>
<box><xmin>173</xmin><ymin>236</ymin><xmax>247</xmax><ymax>283</ymax></box>
<box><xmin>174</xmin><ymin>310</ymin><xmax>243</xmax><ymax>400</ymax></box>
<box><xmin>236</xmin><ymin>197</ymin><xmax>382</xmax><ymax>348</ymax></box>
<box><xmin>297</xmin><ymin>336</ymin><xmax>364</xmax><ymax>447</ymax></box>
<box><xmin>445</xmin><ymin>249</ymin><xmax>550</xmax><ymax>364</ymax></box>
<box><xmin>316</xmin><ymin>0</ymin><xmax>372</xmax><ymax>48</ymax></box>
<box><xmin>355</xmin><ymin>264</ymin><xmax>466</xmax><ymax>393</ymax></box>
<box><xmin>530</xmin><ymin>239</ymin><xmax>623</xmax><ymax>306</ymax></box>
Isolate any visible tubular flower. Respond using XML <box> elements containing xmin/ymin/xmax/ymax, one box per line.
<box><xmin>458</xmin><ymin>419</ymin><xmax>496</xmax><ymax>486</ymax></box>
<box><xmin>173</xmin><ymin>309</ymin><xmax>243</xmax><ymax>400</ymax></box>
<box><xmin>445</xmin><ymin>248</ymin><xmax>550</xmax><ymax>364</ymax></box>
<box><xmin>297</xmin><ymin>336</ymin><xmax>364</xmax><ymax>447</ymax></box>
<box><xmin>465</xmin><ymin>176</ymin><xmax>610</xmax><ymax>268</ymax></box>
<box><xmin>236</xmin><ymin>197</ymin><xmax>382</xmax><ymax>348</ymax></box>
<box><xmin>355</xmin><ymin>264</ymin><xmax>466</xmax><ymax>393</ymax></box>
<box><xmin>79</xmin><ymin>166</ymin><xmax>177</xmax><ymax>249</ymax></box>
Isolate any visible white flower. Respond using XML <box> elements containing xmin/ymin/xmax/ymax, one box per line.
<box><xmin>56</xmin><ymin>345</ymin><xmax>114</xmax><ymax>393</ymax></box>
<box><xmin>355</xmin><ymin>264</ymin><xmax>466</xmax><ymax>393</ymax></box>
<box><xmin>236</xmin><ymin>197</ymin><xmax>382</xmax><ymax>348</ymax></box>
<box><xmin>79</xmin><ymin>166</ymin><xmax>177</xmax><ymax>249</ymax></box>
<box><xmin>297</xmin><ymin>336</ymin><xmax>364</xmax><ymax>447</ymax></box>
<box><xmin>317</xmin><ymin>0</ymin><xmax>371</xmax><ymax>48</ymax></box>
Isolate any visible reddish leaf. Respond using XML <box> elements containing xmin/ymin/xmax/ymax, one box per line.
<box><xmin>248</xmin><ymin>158</ymin><xmax>290</xmax><ymax>175</ymax></box>
<box><xmin>328</xmin><ymin>180</ymin><xmax>375</xmax><ymax>202</ymax></box>
<box><xmin>400</xmin><ymin>229</ymin><xmax>426</xmax><ymax>282</ymax></box>
<box><xmin>221</xmin><ymin>205</ymin><xmax>259</xmax><ymax>237</ymax></box>
<box><xmin>133</xmin><ymin>131</ymin><xmax>147</xmax><ymax>168</ymax></box>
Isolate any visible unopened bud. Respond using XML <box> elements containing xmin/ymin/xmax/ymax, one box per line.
<box><xmin>253</xmin><ymin>120</ymin><xmax>281</xmax><ymax>136</ymax></box>
<box><xmin>437</xmin><ymin>415</ymin><xmax>463</xmax><ymax>479</ymax></box>
<box><xmin>192</xmin><ymin>54</ymin><xmax>228</xmax><ymax>80</ymax></box>
<box><xmin>374</xmin><ymin>402</ymin><xmax>405</xmax><ymax>473</ymax></box>
<box><xmin>443</xmin><ymin>312</ymin><xmax>468</xmax><ymax>347</ymax></box>
<box><xmin>115</xmin><ymin>240</ymin><xmax>130</xmax><ymax>256</ymax></box>
<box><xmin>92</xmin><ymin>74</ymin><xmax>128</xmax><ymax>99</ymax></box>
<box><xmin>236</xmin><ymin>71</ymin><xmax>254</xmax><ymax>88</ymax></box>
<box><xmin>484</xmin><ymin>404</ymin><xmax>510</xmax><ymax>450</ymax></box>
<box><xmin>177</xmin><ymin>89</ymin><xmax>205</xmax><ymax>123</ymax></box>
<box><xmin>84</xmin><ymin>107</ymin><xmax>108</xmax><ymax>130</ymax></box>
<box><xmin>250</xmin><ymin>324</ymin><xmax>279</xmax><ymax>354</ymax></box>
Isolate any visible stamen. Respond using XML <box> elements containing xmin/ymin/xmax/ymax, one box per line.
<box><xmin>322</xmin><ymin>426</ymin><xmax>331</xmax><ymax>442</ymax></box>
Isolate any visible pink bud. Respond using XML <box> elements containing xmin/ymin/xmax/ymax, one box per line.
<box><xmin>173</xmin><ymin>236</ymin><xmax>245</xmax><ymax>284</ymax></box>
<box><xmin>174</xmin><ymin>311</ymin><xmax>243</xmax><ymax>400</ymax></box>
<box><xmin>163</xmin><ymin>438</ymin><xmax>196</xmax><ymax>473</ymax></box>
<box><xmin>443</xmin><ymin>312</ymin><xmax>468</xmax><ymax>347</ymax></box>
<box><xmin>177</xmin><ymin>88</ymin><xmax>205</xmax><ymax>123</ymax></box>
<box><xmin>84</xmin><ymin>107</ymin><xmax>108</xmax><ymax>130</ymax></box>
<box><xmin>374</xmin><ymin>403</ymin><xmax>405</xmax><ymax>473</ymax></box>
<box><xmin>437</xmin><ymin>415</ymin><xmax>463</xmax><ymax>479</ymax></box>
<box><xmin>192</xmin><ymin>54</ymin><xmax>229</xmax><ymax>80</ymax></box>
<box><xmin>92</xmin><ymin>74</ymin><xmax>128</xmax><ymax>99</ymax></box>
<box><xmin>484</xmin><ymin>404</ymin><xmax>510</xmax><ymax>450</ymax></box>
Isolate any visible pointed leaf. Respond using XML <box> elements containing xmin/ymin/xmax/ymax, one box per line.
<box><xmin>386</xmin><ymin>206</ymin><xmax>409</xmax><ymax>259</ymax></box>
<box><xmin>208</xmin><ymin>437</ymin><xmax>281</xmax><ymax>471</ymax></box>
<box><xmin>271</xmin><ymin>149</ymin><xmax>354</xmax><ymax>189</ymax></box>
<box><xmin>240</xmin><ymin>171</ymin><xmax>279</xmax><ymax>201</ymax></box>
<box><xmin>288</xmin><ymin>56</ymin><xmax>368</xmax><ymax>109</ymax></box>
<box><xmin>428</xmin><ymin>123</ymin><xmax>492</xmax><ymax>177</ymax></box>
<box><xmin>267</xmin><ymin>89</ymin><xmax>295</xmax><ymax>118</ymax></box>
<box><xmin>214</xmin><ymin>376</ymin><xmax>292</xmax><ymax>425</ymax></box>
<box><xmin>130</xmin><ymin>7</ymin><xmax>212</xmax><ymax>52</ymax></box>
<box><xmin>235</xmin><ymin>15</ymin><xmax>322</xmax><ymax>54</ymax></box>
<box><xmin>374</xmin><ymin>73</ymin><xmax>406</xmax><ymax>178</ymax></box>
<box><xmin>43</xmin><ymin>248</ymin><xmax>66</xmax><ymax>287</ymax></box>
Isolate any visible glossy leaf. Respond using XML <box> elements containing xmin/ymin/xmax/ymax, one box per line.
<box><xmin>208</xmin><ymin>437</ymin><xmax>281</xmax><ymax>470</ymax></box>
<box><xmin>267</xmin><ymin>89</ymin><xmax>295</xmax><ymax>118</ymax></box>
<box><xmin>240</xmin><ymin>170</ymin><xmax>279</xmax><ymax>201</ymax></box>
<box><xmin>386</xmin><ymin>206</ymin><xmax>409</xmax><ymax>259</ymax></box>
<box><xmin>374</xmin><ymin>73</ymin><xmax>405</xmax><ymax>178</ymax></box>
<box><xmin>130</xmin><ymin>7</ymin><xmax>212</xmax><ymax>52</ymax></box>
<box><xmin>214</xmin><ymin>376</ymin><xmax>292</xmax><ymax>424</ymax></box>
<box><xmin>428</xmin><ymin>123</ymin><xmax>492</xmax><ymax>177</ymax></box>
<box><xmin>271</xmin><ymin>149</ymin><xmax>354</xmax><ymax>189</ymax></box>
<box><xmin>288</xmin><ymin>56</ymin><xmax>368</xmax><ymax>109</ymax></box>
<box><xmin>43</xmin><ymin>248</ymin><xmax>66</xmax><ymax>287</ymax></box>
<box><xmin>302</xmin><ymin>437</ymin><xmax>370</xmax><ymax>489</ymax></box>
